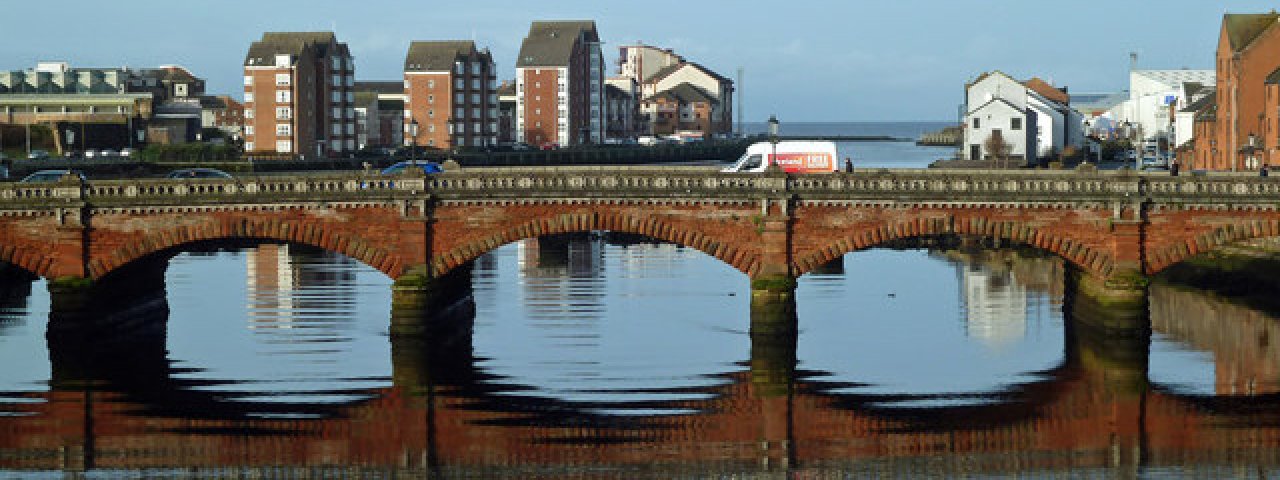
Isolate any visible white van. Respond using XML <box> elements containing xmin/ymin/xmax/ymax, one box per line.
<box><xmin>721</xmin><ymin>141</ymin><xmax>839</xmax><ymax>173</ymax></box>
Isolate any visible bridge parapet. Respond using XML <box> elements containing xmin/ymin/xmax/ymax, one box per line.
<box><xmin>2</xmin><ymin>168</ymin><xmax>1279</xmax><ymax>211</ymax></box>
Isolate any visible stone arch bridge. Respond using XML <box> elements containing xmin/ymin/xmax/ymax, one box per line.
<box><xmin>3</xmin><ymin>165</ymin><xmax>1279</xmax><ymax>334</ymax></box>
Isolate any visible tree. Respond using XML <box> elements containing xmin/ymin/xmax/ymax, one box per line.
<box><xmin>984</xmin><ymin>131</ymin><xmax>1012</xmax><ymax>168</ymax></box>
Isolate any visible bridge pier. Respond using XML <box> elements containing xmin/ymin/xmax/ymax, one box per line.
<box><xmin>1067</xmin><ymin>267</ymin><xmax>1149</xmax><ymax>333</ymax></box>
<box><xmin>45</xmin><ymin>257</ymin><xmax>170</xmax><ymax>374</ymax></box>
<box><xmin>390</xmin><ymin>263</ymin><xmax>475</xmax><ymax>338</ymax></box>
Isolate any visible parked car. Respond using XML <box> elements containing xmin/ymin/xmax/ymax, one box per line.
<box><xmin>20</xmin><ymin>169</ymin><xmax>85</xmax><ymax>183</ymax></box>
<box><xmin>381</xmin><ymin>160</ymin><xmax>443</xmax><ymax>175</ymax></box>
<box><xmin>27</xmin><ymin>150</ymin><xmax>49</xmax><ymax>160</ymax></box>
<box><xmin>166</xmin><ymin>168</ymin><xmax>233</xmax><ymax>179</ymax></box>
<box><xmin>83</xmin><ymin>150</ymin><xmax>98</xmax><ymax>158</ymax></box>
<box><xmin>119</xmin><ymin>147</ymin><xmax>134</xmax><ymax>158</ymax></box>
<box><xmin>99</xmin><ymin>149</ymin><xmax>118</xmax><ymax>158</ymax></box>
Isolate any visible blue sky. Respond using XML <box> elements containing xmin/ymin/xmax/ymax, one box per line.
<box><xmin>2</xmin><ymin>1</ymin><xmax>1274</xmax><ymax>121</ymax></box>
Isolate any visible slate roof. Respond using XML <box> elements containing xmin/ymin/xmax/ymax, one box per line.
<box><xmin>1224</xmin><ymin>13</ymin><xmax>1280</xmax><ymax>52</ymax></box>
<box><xmin>648</xmin><ymin>62</ymin><xmax>731</xmax><ymax>85</ymax></box>
<box><xmin>516</xmin><ymin>21</ymin><xmax>598</xmax><ymax>67</ymax></box>
<box><xmin>643</xmin><ymin>82</ymin><xmax>718</xmax><ymax>105</ymax></box>
<box><xmin>245</xmin><ymin>32</ymin><xmax>343</xmax><ymax>66</ymax></box>
<box><xmin>404</xmin><ymin>41</ymin><xmax>484</xmax><ymax>71</ymax></box>
<box><xmin>1181</xmin><ymin>89</ymin><xmax>1217</xmax><ymax>113</ymax></box>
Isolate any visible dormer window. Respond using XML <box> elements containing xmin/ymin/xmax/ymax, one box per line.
<box><xmin>275</xmin><ymin>54</ymin><xmax>291</xmax><ymax>67</ymax></box>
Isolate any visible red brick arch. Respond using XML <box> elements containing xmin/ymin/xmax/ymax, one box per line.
<box><xmin>90</xmin><ymin>217</ymin><xmax>408</xmax><ymax>280</ymax></box>
<box><xmin>0</xmin><ymin>243</ymin><xmax>61</xmax><ymax>278</ymax></box>
<box><xmin>1146</xmin><ymin>219</ymin><xmax>1280</xmax><ymax>275</ymax></box>
<box><xmin>792</xmin><ymin>214</ymin><xmax>1114</xmax><ymax>278</ymax></box>
<box><xmin>429</xmin><ymin>209</ymin><xmax>761</xmax><ymax>278</ymax></box>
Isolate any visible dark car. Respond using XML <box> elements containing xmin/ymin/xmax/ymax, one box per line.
<box><xmin>167</xmin><ymin>168</ymin><xmax>233</xmax><ymax>179</ymax></box>
<box><xmin>21</xmin><ymin>169</ymin><xmax>85</xmax><ymax>183</ymax></box>
<box><xmin>381</xmin><ymin>161</ymin><xmax>443</xmax><ymax>175</ymax></box>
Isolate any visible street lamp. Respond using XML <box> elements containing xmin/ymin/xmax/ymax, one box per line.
<box><xmin>408</xmin><ymin>119</ymin><xmax>419</xmax><ymax>158</ymax></box>
<box><xmin>768</xmin><ymin>114</ymin><xmax>779</xmax><ymax>167</ymax></box>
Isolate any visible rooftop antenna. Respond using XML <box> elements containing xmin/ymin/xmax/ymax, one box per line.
<box><xmin>736</xmin><ymin>67</ymin><xmax>744</xmax><ymax>137</ymax></box>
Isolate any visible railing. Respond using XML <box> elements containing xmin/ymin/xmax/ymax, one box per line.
<box><xmin>0</xmin><ymin>168</ymin><xmax>1279</xmax><ymax>209</ymax></box>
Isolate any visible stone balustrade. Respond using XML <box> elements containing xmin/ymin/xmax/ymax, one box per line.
<box><xmin>0</xmin><ymin>167</ymin><xmax>1278</xmax><ymax>210</ymax></box>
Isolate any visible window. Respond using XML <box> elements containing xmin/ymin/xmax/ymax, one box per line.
<box><xmin>427</xmin><ymin>79</ymin><xmax>435</xmax><ymax>88</ymax></box>
<box><xmin>332</xmin><ymin>75</ymin><xmax>341</xmax><ymax>86</ymax></box>
<box><xmin>275</xmin><ymin>90</ymin><xmax>291</xmax><ymax>103</ymax></box>
<box><xmin>972</xmin><ymin>117</ymin><xmax>980</xmax><ymax>129</ymax></box>
<box><xmin>454</xmin><ymin>93</ymin><xmax>464</xmax><ymax>103</ymax></box>
<box><xmin>244</xmin><ymin>125</ymin><xmax>255</xmax><ymax>135</ymax></box>
<box><xmin>244</xmin><ymin>92</ymin><xmax>254</xmax><ymax>103</ymax></box>
<box><xmin>455</xmin><ymin>107</ymin><xmax>464</xmax><ymax>118</ymax></box>
<box><xmin>534</xmin><ymin>82</ymin><xmax>541</xmax><ymax>88</ymax></box>
<box><xmin>275</xmin><ymin>73</ymin><xmax>291</xmax><ymax>86</ymax></box>
<box><xmin>332</xmin><ymin>92</ymin><xmax>340</xmax><ymax>102</ymax></box>
<box><xmin>275</xmin><ymin>140</ymin><xmax>292</xmax><ymax>152</ymax></box>
<box><xmin>1011</xmin><ymin>117</ymin><xmax>1022</xmax><ymax>130</ymax></box>
<box><xmin>455</xmin><ymin>78</ymin><xmax>464</xmax><ymax>89</ymax></box>
<box><xmin>332</xmin><ymin>124</ymin><xmax>341</xmax><ymax>135</ymax></box>
<box><xmin>244</xmin><ymin>75</ymin><xmax>253</xmax><ymax>86</ymax></box>
<box><xmin>332</xmin><ymin>107</ymin><xmax>341</xmax><ymax>118</ymax></box>
<box><xmin>276</xmin><ymin>124</ymin><xmax>291</xmax><ymax>136</ymax></box>
<box><xmin>244</xmin><ymin>109</ymin><xmax>254</xmax><ymax>119</ymax></box>
<box><xmin>275</xmin><ymin>107</ymin><xmax>291</xmax><ymax>119</ymax></box>
<box><xmin>471</xmin><ymin>79</ymin><xmax>480</xmax><ymax>89</ymax></box>
<box><xmin>245</xmin><ymin>141</ymin><xmax>255</xmax><ymax>151</ymax></box>
<box><xmin>428</xmin><ymin>109</ymin><xmax>434</xmax><ymax>118</ymax></box>
<box><xmin>404</xmin><ymin>79</ymin><xmax>410</xmax><ymax>89</ymax></box>
<box><xmin>427</xmin><ymin>94</ymin><xmax>434</xmax><ymax>104</ymax></box>
<box><xmin>274</xmin><ymin>54</ymin><xmax>291</xmax><ymax>67</ymax></box>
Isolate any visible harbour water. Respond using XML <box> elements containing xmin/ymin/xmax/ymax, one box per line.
<box><xmin>1</xmin><ymin>125</ymin><xmax>1278</xmax><ymax>477</ymax></box>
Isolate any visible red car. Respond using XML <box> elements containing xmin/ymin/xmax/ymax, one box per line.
<box><xmin>539</xmin><ymin>143</ymin><xmax>559</xmax><ymax>150</ymax></box>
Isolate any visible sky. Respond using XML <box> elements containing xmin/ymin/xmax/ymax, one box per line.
<box><xmin>2</xmin><ymin>0</ymin><xmax>1276</xmax><ymax>122</ymax></box>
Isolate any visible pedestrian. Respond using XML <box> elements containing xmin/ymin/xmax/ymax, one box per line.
<box><xmin>844</xmin><ymin>156</ymin><xmax>854</xmax><ymax>173</ymax></box>
<box><xmin>1262</xmin><ymin>164</ymin><xmax>1270</xmax><ymax>178</ymax></box>
<box><xmin>1170</xmin><ymin>160</ymin><xmax>1179</xmax><ymax>177</ymax></box>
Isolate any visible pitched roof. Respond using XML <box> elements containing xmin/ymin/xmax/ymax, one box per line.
<box><xmin>643</xmin><ymin>82</ymin><xmax>718</xmax><ymax>105</ymax></box>
<box><xmin>245</xmin><ymin>31</ymin><xmax>341</xmax><ymax>66</ymax></box>
<box><xmin>648</xmin><ymin>62</ymin><xmax>731</xmax><ymax>85</ymax></box>
<box><xmin>405</xmin><ymin>40</ymin><xmax>483</xmax><ymax>71</ymax></box>
<box><xmin>496</xmin><ymin>81</ymin><xmax>516</xmax><ymax>96</ymax></box>
<box><xmin>516</xmin><ymin>21</ymin><xmax>598</xmax><ymax>67</ymax></box>
<box><xmin>1224</xmin><ymin>13</ymin><xmax>1280</xmax><ymax>52</ymax></box>
<box><xmin>1023</xmin><ymin>77</ymin><xmax>1068</xmax><ymax>105</ymax></box>
<box><xmin>1181</xmin><ymin>88</ymin><xmax>1217</xmax><ymax>112</ymax></box>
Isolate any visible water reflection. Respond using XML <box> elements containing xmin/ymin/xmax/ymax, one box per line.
<box><xmin>3</xmin><ymin>237</ymin><xmax>1280</xmax><ymax>475</ymax></box>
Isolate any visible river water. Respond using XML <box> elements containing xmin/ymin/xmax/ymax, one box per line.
<box><xmin>1</xmin><ymin>126</ymin><xmax>1278</xmax><ymax>477</ymax></box>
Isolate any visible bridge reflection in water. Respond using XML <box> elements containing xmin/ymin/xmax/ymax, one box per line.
<box><xmin>3</xmin><ymin>236</ymin><xmax>1280</xmax><ymax>477</ymax></box>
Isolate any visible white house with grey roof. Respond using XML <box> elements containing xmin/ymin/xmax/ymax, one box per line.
<box><xmin>962</xmin><ymin>71</ymin><xmax>1082</xmax><ymax>164</ymax></box>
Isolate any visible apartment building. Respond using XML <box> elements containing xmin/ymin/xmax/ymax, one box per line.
<box><xmin>515</xmin><ymin>20</ymin><xmax>604</xmax><ymax>147</ymax></box>
<box><xmin>618</xmin><ymin>43</ymin><xmax>684</xmax><ymax>84</ymax></box>
<box><xmin>243</xmin><ymin>32</ymin><xmax>355</xmax><ymax>157</ymax></box>
<box><xmin>403</xmin><ymin>41</ymin><xmax>497</xmax><ymax>149</ymax></box>
<box><xmin>1192</xmin><ymin>13</ymin><xmax>1280</xmax><ymax>170</ymax></box>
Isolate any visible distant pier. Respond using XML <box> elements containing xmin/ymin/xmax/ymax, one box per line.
<box><xmin>916</xmin><ymin>125</ymin><xmax>962</xmax><ymax>146</ymax></box>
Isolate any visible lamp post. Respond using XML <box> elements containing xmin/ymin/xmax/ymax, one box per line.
<box><xmin>1243</xmin><ymin>132</ymin><xmax>1259</xmax><ymax>171</ymax></box>
<box><xmin>768</xmin><ymin>114</ymin><xmax>779</xmax><ymax>167</ymax></box>
<box><xmin>408</xmin><ymin>119</ymin><xmax>419</xmax><ymax>159</ymax></box>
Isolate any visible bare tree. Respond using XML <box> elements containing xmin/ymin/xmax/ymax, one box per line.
<box><xmin>984</xmin><ymin>131</ymin><xmax>1012</xmax><ymax>168</ymax></box>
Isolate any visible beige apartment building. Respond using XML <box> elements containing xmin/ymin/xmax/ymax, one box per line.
<box><xmin>243</xmin><ymin>32</ymin><xmax>355</xmax><ymax>157</ymax></box>
<box><xmin>403</xmin><ymin>41</ymin><xmax>497</xmax><ymax>150</ymax></box>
